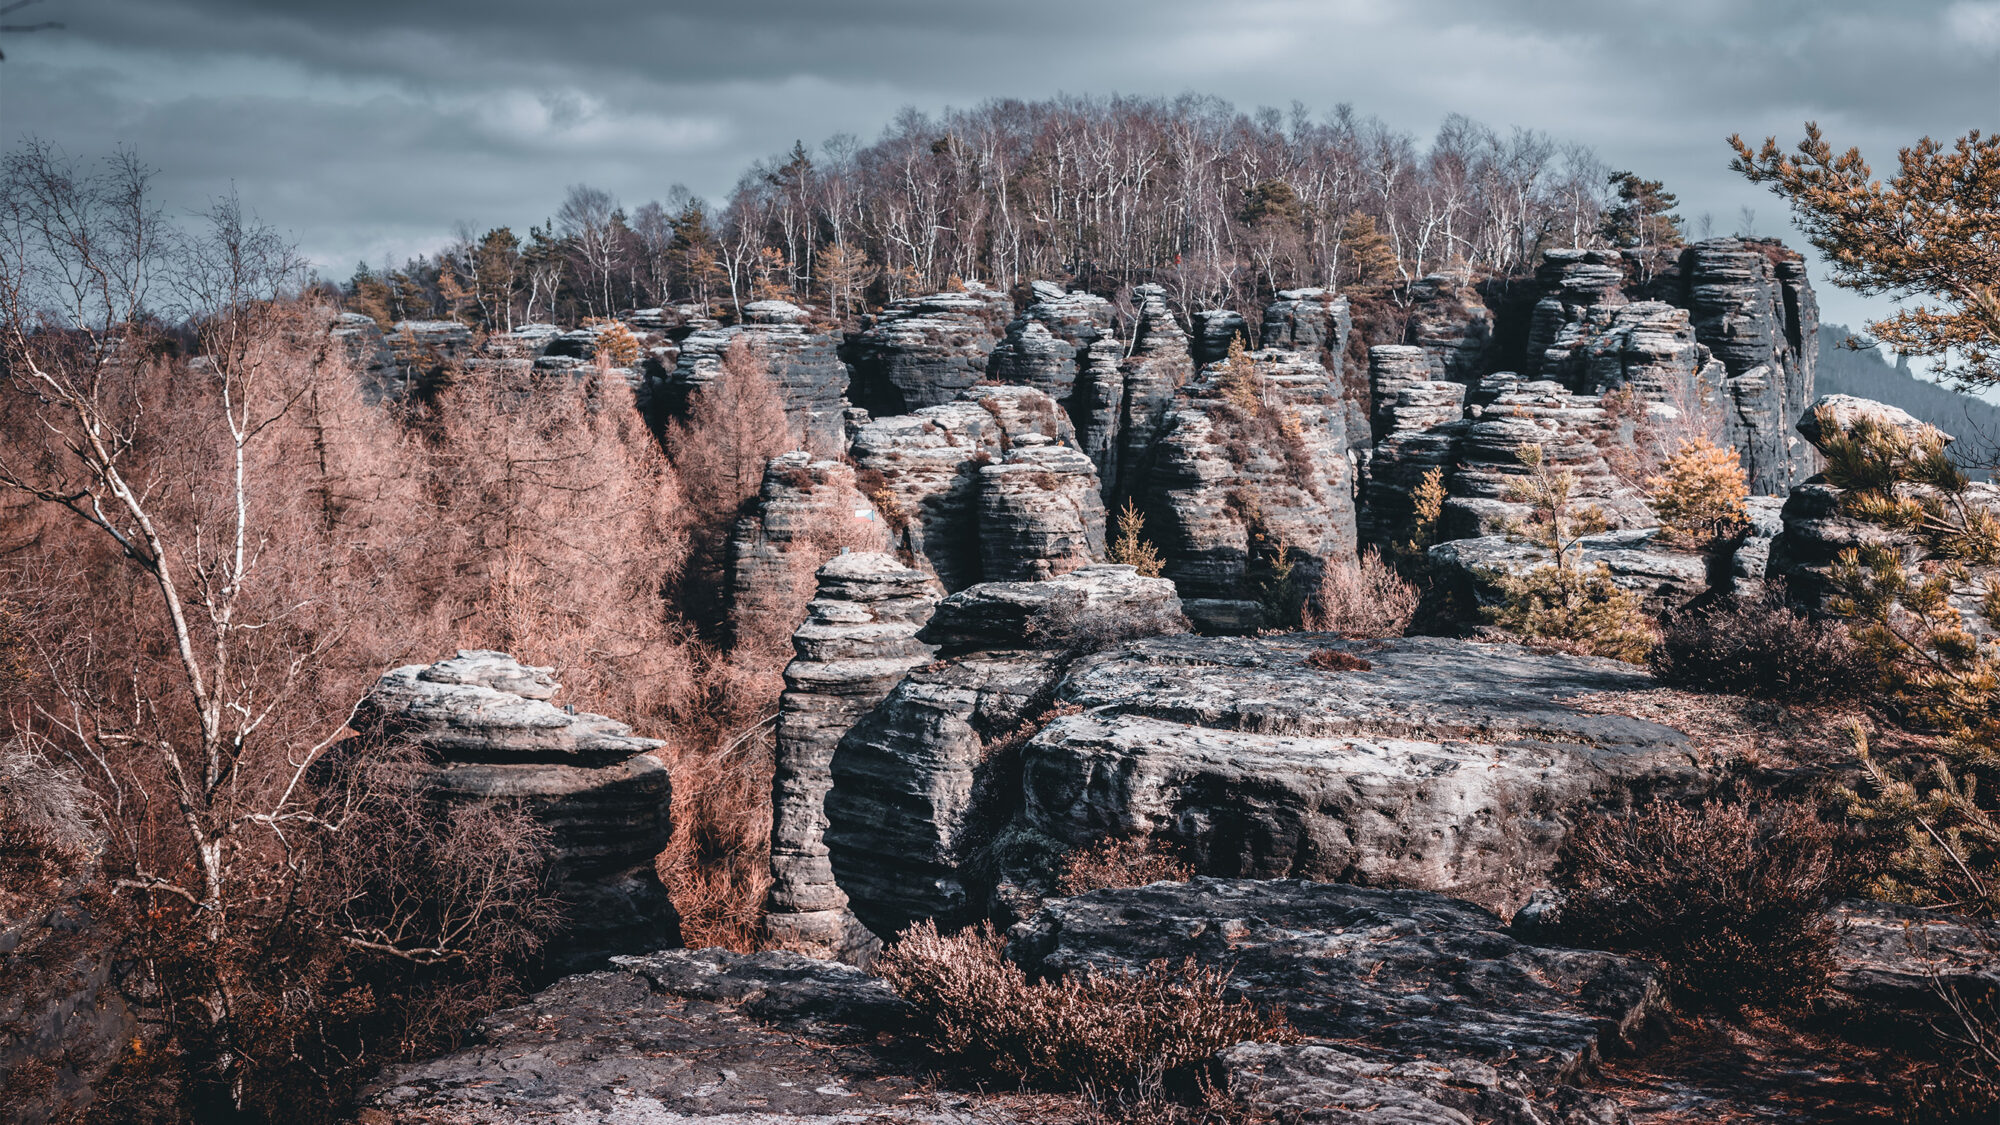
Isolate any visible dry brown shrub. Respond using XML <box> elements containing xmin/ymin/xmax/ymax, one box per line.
<box><xmin>1300</xmin><ymin>548</ymin><xmax>1418</xmax><ymax>637</ymax></box>
<box><xmin>1554</xmin><ymin>798</ymin><xmax>1840</xmax><ymax>1012</ymax></box>
<box><xmin>1056</xmin><ymin>838</ymin><xmax>1193</xmax><ymax>896</ymax></box>
<box><xmin>877</xmin><ymin>920</ymin><xmax>1291</xmax><ymax>1091</ymax></box>
<box><xmin>1651</xmin><ymin>588</ymin><xmax>1873</xmax><ymax>704</ymax></box>
<box><xmin>1304</xmin><ymin>648</ymin><xmax>1372</xmax><ymax>672</ymax></box>
<box><xmin>1025</xmin><ymin>591</ymin><xmax>1190</xmax><ymax>656</ymax></box>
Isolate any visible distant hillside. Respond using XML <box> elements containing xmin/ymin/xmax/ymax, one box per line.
<box><xmin>1817</xmin><ymin>325</ymin><xmax>2000</xmax><ymax>466</ymax></box>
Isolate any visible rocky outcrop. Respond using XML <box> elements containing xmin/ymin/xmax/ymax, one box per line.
<box><xmin>1110</xmin><ymin>284</ymin><xmax>1196</xmax><ymax>503</ymax></box>
<box><xmin>1427</xmin><ymin>528</ymin><xmax>1715</xmax><ymax>614</ymax></box>
<box><xmin>1523</xmin><ymin>249</ymin><xmax>1630</xmax><ymax>368</ymax></box>
<box><xmin>1442</xmin><ymin>379</ymin><xmax>1653</xmax><ymax>539</ymax></box>
<box><xmin>726</xmin><ymin>453</ymin><xmax>889</xmax><ymax>643</ymax></box>
<box><xmin>1825</xmin><ymin>899</ymin><xmax>2000</xmax><ymax>1033</ymax></box>
<box><xmin>331</xmin><ymin>312</ymin><xmax>401</xmax><ymax>403</ymax></box>
<box><xmin>846</xmin><ymin>385</ymin><xmax>1090</xmax><ymax>592</ymax></box>
<box><xmin>984</xmin><ymin>282</ymin><xmax>1114</xmax><ymax>405</ymax></box>
<box><xmin>1145</xmin><ymin>349</ymin><xmax>1358</xmax><ymax>632</ymax></box>
<box><xmin>1538</xmin><ymin>300</ymin><xmax>1725</xmax><ymax>411</ymax></box>
<box><xmin>824</xmin><ymin>567</ymin><xmax>1184</xmax><ymax>937</ymax></box>
<box><xmin>1013</xmin><ymin>634</ymin><xmax>1701</xmax><ymax>916</ymax></box>
<box><xmin>1259</xmin><ymin>287</ymin><xmax>1351</xmax><ymax>368</ymax></box>
<box><xmin>1676</xmin><ymin>239</ymin><xmax>1819</xmax><ymax>493</ymax></box>
<box><xmin>1011</xmin><ymin>879</ymin><xmax>1666</xmax><ymax>1125</ymax></box>
<box><xmin>1770</xmin><ymin>394</ymin><xmax>2000</xmax><ymax>622</ymax></box>
<box><xmin>653</xmin><ymin>300</ymin><xmax>850</xmax><ymax>451</ymax></box>
<box><xmin>976</xmin><ymin>437</ymin><xmax>1107</xmax><ymax>581</ymax></box>
<box><xmin>763</xmin><ymin>554</ymin><xmax>941</xmax><ymax>962</ymax></box>
<box><xmin>845</xmin><ymin>284</ymin><xmax>1014</xmax><ymax>415</ymax></box>
<box><xmin>1190</xmin><ymin>307</ymin><xmax>1250</xmax><ymax>370</ymax></box>
<box><xmin>355</xmin><ymin>651</ymin><xmax>678</xmax><ymax>970</ymax></box>
<box><xmin>1405</xmin><ymin>273</ymin><xmax>1495</xmax><ymax>385</ymax></box>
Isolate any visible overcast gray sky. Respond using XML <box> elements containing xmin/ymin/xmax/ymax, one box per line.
<box><xmin>3</xmin><ymin>0</ymin><xmax>1996</xmax><ymax>346</ymax></box>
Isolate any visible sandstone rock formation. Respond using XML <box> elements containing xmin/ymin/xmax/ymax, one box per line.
<box><xmin>1189</xmin><ymin>307</ymin><xmax>1249</xmax><ymax>370</ymax></box>
<box><xmin>1427</xmin><ymin>527</ymin><xmax>1715</xmax><ymax>614</ymax></box>
<box><xmin>651</xmin><ymin>299</ymin><xmax>850</xmax><ymax>450</ymax></box>
<box><xmin>1144</xmin><ymin>349</ymin><xmax>1357</xmax><ymax>631</ymax></box>
<box><xmin>1014</xmin><ymin>635</ymin><xmax>1700</xmax><ymax>916</ymax></box>
<box><xmin>845</xmin><ymin>283</ymin><xmax>1013</xmax><ymax>414</ymax></box>
<box><xmin>824</xmin><ymin>566</ymin><xmax>1184</xmax><ymax>937</ymax></box>
<box><xmin>1110</xmin><ymin>283</ymin><xmax>1196</xmax><ymax>502</ymax></box>
<box><xmin>1674</xmin><ymin>239</ymin><xmax>1819</xmax><ymax>493</ymax></box>
<box><xmin>1404</xmin><ymin>273</ymin><xmax>1496</xmax><ymax>384</ymax></box>
<box><xmin>1441</xmin><ymin>379</ymin><xmax>1654</xmax><ymax>540</ymax></box>
<box><xmin>330</xmin><ymin>312</ymin><xmax>400</xmax><ymax>403</ymax></box>
<box><xmin>1259</xmin><ymin>287</ymin><xmax>1351</xmax><ymax>367</ymax></box>
<box><xmin>846</xmin><ymin>386</ymin><xmax>1091</xmax><ymax>592</ymax></box>
<box><xmin>763</xmin><ymin>554</ymin><xmax>941</xmax><ymax>962</ymax></box>
<box><xmin>355</xmin><ymin>651</ymin><xmax>679</xmax><ymax>970</ymax></box>
<box><xmin>1011</xmin><ymin>879</ymin><xmax>1667</xmax><ymax>1125</ymax></box>
<box><xmin>984</xmin><ymin>281</ymin><xmax>1114</xmax><ymax>404</ymax></box>
<box><xmin>725</xmin><ymin>453</ymin><xmax>887</xmax><ymax>643</ymax></box>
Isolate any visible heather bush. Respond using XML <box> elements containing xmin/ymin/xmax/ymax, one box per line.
<box><xmin>1651</xmin><ymin>588</ymin><xmax>1872</xmax><ymax>703</ymax></box>
<box><xmin>1057</xmin><ymin>838</ymin><xmax>1193</xmax><ymax>896</ymax></box>
<box><xmin>1301</xmin><ymin>547</ymin><xmax>1418</xmax><ymax>637</ymax></box>
<box><xmin>877</xmin><ymin>921</ymin><xmax>1290</xmax><ymax>1091</ymax></box>
<box><xmin>1554</xmin><ymin>798</ymin><xmax>1840</xmax><ymax>1012</ymax></box>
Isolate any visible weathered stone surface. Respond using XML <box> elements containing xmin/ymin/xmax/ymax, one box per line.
<box><xmin>356</xmin><ymin>652</ymin><xmax>678</xmax><ymax>969</ymax></box>
<box><xmin>1190</xmin><ymin>307</ymin><xmax>1250</xmax><ymax>370</ymax></box>
<box><xmin>846</xmin><ymin>284</ymin><xmax>1014</xmax><ymax>415</ymax></box>
<box><xmin>1523</xmin><ymin>249</ymin><xmax>1630</xmax><ymax>369</ymax></box>
<box><xmin>1010</xmin><ymin>879</ymin><xmax>1666</xmax><ymax>1125</ymax></box>
<box><xmin>1405</xmin><ymin>274</ymin><xmax>1495</xmax><ymax>385</ymax></box>
<box><xmin>653</xmin><ymin>300</ymin><xmax>850</xmax><ymax>451</ymax></box>
<box><xmin>1675</xmin><ymin>239</ymin><xmax>1819</xmax><ymax>493</ymax></box>
<box><xmin>1795</xmin><ymin>392</ymin><xmax>1948</xmax><ymax>450</ymax></box>
<box><xmin>727</xmin><ymin>453</ymin><xmax>889</xmax><ymax>640</ymax></box>
<box><xmin>918</xmin><ymin>564</ymin><xmax>1185</xmax><ymax>654</ymax></box>
<box><xmin>1825</xmin><ymin>899</ymin><xmax>2000</xmax><ymax>1031</ymax></box>
<box><xmin>1427</xmin><ymin>528</ymin><xmax>1715</xmax><ymax>615</ymax></box>
<box><xmin>1145</xmin><ymin>349</ymin><xmax>1358</xmax><ymax>632</ymax></box>
<box><xmin>1015</xmin><ymin>635</ymin><xmax>1701</xmax><ymax>915</ymax></box>
<box><xmin>764</xmin><ymin>554</ymin><xmax>941</xmax><ymax>962</ymax></box>
<box><xmin>1367</xmin><ymin>344</ymin><xmax>1439</xmax><ymax>440</ymax></box>
<box><xmin>1770</xmin><ymin>394</ymin><xmax>1991</xmax><ymax>611</ymax></box>
<box><xmin>1539</xmin><ymin>300</ymin><xmax>1726</xmax><ymax>413</ymax></box>
<box><xmin>976</xmin><ymin>438</ymin><xmax>1107</xmax><ymax>581</ymax></box>
<box><xmin>847</xmin><ymin>387</ymin><xmax>1082</xmax><ymax>591</ymax></box>
<box><xmin>1442</xmin><ymin>381</ymin><xmax>1653</xmax><ymax>539</ymax></box>
<box><xmin>1259</xmin><ymin>288</ymin><xmax>1351</xmax><ymax>369</ymax></box>
<box><xmin>825</xmin><ymin>567</ymin><xmax>1184</xmax><ymax>936</ymax></box>
<box><xmin>360</xmin><ymin>948</ymin><xmax>1053</xmax><ymax>1123</ymax></box>
<box><xmin>1111</xmin><ymin>283</ymin><xmax>1196</xmax><ymax>503</ymax></box>
<box><xmin>985</xmin><ymin>285</ymin><xmax>1113</xmax><ymax>405</ymax></box>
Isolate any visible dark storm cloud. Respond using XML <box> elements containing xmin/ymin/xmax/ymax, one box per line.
<box><xmin>2</xmin><ymin>0</ymin><xmax>1994</xmax><ymax>332</ymax></box>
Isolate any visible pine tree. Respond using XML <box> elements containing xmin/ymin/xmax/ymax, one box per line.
<box><xmin>1600</xmin><ymin>171</ymin><xmax>1684</xmax><ymax>252</ymax></box>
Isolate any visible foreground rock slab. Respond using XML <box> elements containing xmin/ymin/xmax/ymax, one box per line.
<box><xmin>358</xmin><ymin>949</ymin><xmax>1067</xmax><ymax>1124</ymax></box>
<box><xmin>1010</xmin><ymin>879</ymin><xmax>1667</xmax><ymax>1125</ymax></box>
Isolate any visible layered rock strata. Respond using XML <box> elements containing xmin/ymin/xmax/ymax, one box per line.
<box><xmin>652</xmin><ymin>299</ymin><xmax>849</xmax><ymax>450</ymax></box>
<box><xmin>1013</xmin><ymin>634</ymin><xmax>1701</xmax><ymax>916</ymax></box>
<box><xmin>1110</xmin><ymin>284</ymin><xmax>1197</xmax><ymax>503</ymax></box>
<box><xmin>355</xmin><ymin>651</ymin><xmax>678</xmax><ymax>969</ymax></box>
<box><xmin>1675</xmin><ymin>239</ymin><xmax>1819</xmax><ymax>492</ymax></box>
<box><xmin>762</xmin><ymin>554</ymin><xmax>941</xmax><ymax>962</ymax></box>
<box><xmin>824</xmin><ymin>566</ymin><xmax>1184</xmax><ymax>937</ymax></box>
<box><xmin>1427</xmin><ymin>528</ymin><xmax>1715</xmax><ymax>615</ymax></box>
<box><xmin>1145</xmin><ymin>350</ymin><xmax>1357</xmax><ymax>631</ymax></box>
<box><xmin>725</xmin><ymin>453</ymin><xmax>888</xmax><ymax>643</ymax></box>
<box><xmin>976</xmin><ymin>437</ymin><xmax>1108</xmax><ymax>581</ymax></box>
<box><xmin>845</xmin><ymin>283</ymin><xmax>1013</xmax><ymax>415</ymax></box>
<box><xmin>1404</xmin><ymin>273</ymin><xmax>1496</xmax><ymax>384</ymax></box>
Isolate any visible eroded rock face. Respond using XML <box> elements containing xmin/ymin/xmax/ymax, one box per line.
<box><xmin>653</xmin><ymin>300</ymin><xmax>850</xmax><ymax>451</ymax></box>
<box><xmin>1770</xmin><ymin>394</ymin><xmax>1984</xmax><ymax>612</ymax></box>
<box><xmin>1405</xmin><ymin>274</ymin><xmax>1496</xmax><ymax>385</ymax></box>
<box><xmin>847</xmin><ymin>386</ymin><xmax>1093</xmax><ymax>592</ymax></box>
<box><xmin>1010</xmin><ymin>879</ymin><xmax>1666</xmax><ymax>1125</ymax></box>
<box><xmin>977</xmin><ymin>437</ymin><xmax>1108</xmax><ymax>581</ymax></box>
<box><xmin>726</xmin><ymin>453</ymin><xmax>888</xmax><ymax>641</ymax></box>
<box><xmin>1427</xmin><ymin>528</ymin><xmax>1715</xmax><ymax>615</ymax></box>
<box><xmin>1145</xmin><ymin>350</ymin><xmax>1358</xmax><ymax>632</ymax></box>
<box><xmin>1442</xmin><ymin>379</ymin><xmax>1653</xmax><ymax>539</ymax></box>
<box><xmin>1015</xmin><ymin>635</ymin><xmax>1701</xmax><ymax>915</ymax></box>
<box><xmin>1676</xmin><ymin>239</ymin><xmax>1819</xmax><ymax>493</ymax></box>
<box><xmin>763</xmin><ymin>554</ymin><xmax>941</xmax><ymax>962</ymax></box>
<box><xmin>1112</xmin><ymin>284</ymin><xmax>1197</xmax><ymax>503</ymax></box>
<box><xmin>356</xmin><ymin>651</ymin><xmax>678</xmax><ymax>969</ymax></box>
<box><xmin>1190</xmin><ymin>307</ymin><xmax>1250</xmax><ymax>370</ymax></box>
<box><xmin>331</xmin><ymin>312</ymin><xmax>401</xmax><ymax>403</ymax></box>
<box><xmin>846</xmin><ymin>284</ymin><xmax>1014</xmax><ymax>415</ymax></box>
<box><xmin>824</xmin><ymin>567</ymin><xmax>1184</xmax><ymax>937</ymax></box>
<box><xmin>985</xmin><ymin>283</ymin><xmax>1114</xmax><ymax>405</ymax></box>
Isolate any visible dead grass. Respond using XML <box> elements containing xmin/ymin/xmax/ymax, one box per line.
<box><xmin>1304</xmin><ymin>648</ymin><xmax>1373</xmax><ymax>673</ymax></box>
